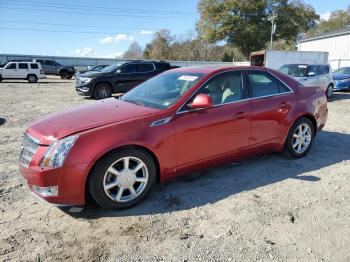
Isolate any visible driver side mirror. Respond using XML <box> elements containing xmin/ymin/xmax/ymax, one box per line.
<box><xmin>189</xmin><ymin>94</ymin><xmax>213</xmax><ymax>109</ymax></box>
<box><xmin>116</xmin><ymin>69</ymin><xmax>121</xmax><ymax>74</ymax></box>
<box><xmin>308</xmin><ymin>71</ymin><xmax>316</xmax><ymax>76</ymax></box>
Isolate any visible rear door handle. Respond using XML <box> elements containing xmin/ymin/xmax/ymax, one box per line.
<box><xmin>234</xmin><ymin>111</ymin><xmax>249</xmax><ymax>119</ymax></box>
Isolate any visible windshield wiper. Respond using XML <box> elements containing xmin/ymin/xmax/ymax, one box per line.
<box><xmin>122</xmin><ymin>98</ymin><xmax>144</xmax><ymax>106</ymax></box>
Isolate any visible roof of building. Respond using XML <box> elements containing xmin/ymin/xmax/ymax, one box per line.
<box><xmin>300</xmin><ymin>26</ymin><xmax>350</xmax><ymax>43</ymax></box>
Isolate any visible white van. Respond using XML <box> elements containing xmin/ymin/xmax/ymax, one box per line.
<box><xmin>0</xmin><ymin>62</ymin><xmax>46</xmax><ymax>83</ymax></box>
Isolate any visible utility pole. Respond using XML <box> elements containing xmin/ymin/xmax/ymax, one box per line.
<box><xmin>268</xmin><ymin>14</ymin><xmax>277</xmax><ymax>50</ymax></box>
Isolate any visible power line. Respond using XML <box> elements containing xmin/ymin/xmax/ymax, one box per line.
<box><xmin>1</xmin><ymin>6</ymin><xmax>197</xmax><ymax>19</ymax></box>
<box><xmin>1</xmin><ymin>5</ymin><xmax>198</xmax><ymax>19</ymax></box>
<box><xmin>0</xmin><ymin>19</ymin><xmax>188</xmax><ymax>32</ymax></box>
<box><xmin>1</xmin><ymin>0</ymin><xmax>198</xmax><ymax>15</ymax></box>
<box><xmin>0</xmin><ymin>27</ymin><xmax>140</xmax><ymax>35</ymax></box>
<box><xmin>0</xmin><ymin>26</ymin><xmax>190</xmax><ymax>35</ymax></box>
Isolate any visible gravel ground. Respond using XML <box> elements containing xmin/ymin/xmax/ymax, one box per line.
<box><xmin>0</xmin><ymin>77</ymin><xmax>350</xmax><ymax>262</ymax></box>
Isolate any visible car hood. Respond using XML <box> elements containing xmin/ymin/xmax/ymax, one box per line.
<box><xmin>26</xmin><ymin>98</ymin><xmax>160</xmax><ymax>145</ymax></box>
<box><xmin>79</xmin><ymin>71</ymin><xmax>107</xmax><ymax>78</ymax></box>
<box><xmin>333</xmin><ymin>73</ymin><xmax>350</xmax><ymax>80</ymax></box>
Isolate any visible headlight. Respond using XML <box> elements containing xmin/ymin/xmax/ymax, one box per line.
<box><xmin>40</xmin><ymin>135</ymin><xmax>78</xmax><ymax>168</ymax></box>
<box><xmin>79</xmin><ymin>77</ymin><xmax>93</xmax><ymax>84</ymax></box>
<box><xmin>337</xmin><ymin>78</ymin><xmax>350</xmax><ymax>83</ymax></box>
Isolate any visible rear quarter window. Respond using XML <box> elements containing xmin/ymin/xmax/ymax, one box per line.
<box><xmin>30</xmin><ymin>63</ymin><xmax>39</xmax><ymax>69</ymax></box>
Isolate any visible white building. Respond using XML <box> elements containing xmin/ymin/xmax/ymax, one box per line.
<box><xmin>298</xmin><ymin>26</ymin><xmax>350</xmax><ymax>70</ymax></box>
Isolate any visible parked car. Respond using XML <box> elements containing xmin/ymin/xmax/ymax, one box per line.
<box><xmin>0</xmin><ymin>61</ymin><xmax>46</xmax><ymax>83</ymax></box>
<box><xmin>0</xmin><ymin>59</ymin><xmax>32</xmax><ymax>68</ymax></box>
<box><xmin>279</xmin><ymin>63</ymin><xmax>334</xmax><ymax>98</ymax></box>
<box><xmin>75</xmin><ymin>60</ymin><xmax>172</xmax><ymax>99</ymax></box>
<box><xmin>332</xmin><ymin>67</ymin><xmax>350</xmax><ymax>91</ymax></box>
<box><xmin>19</xmin><ymin>66</ymin><xmax>328</xmax><ymax>209</ymax></box>
<box><xmin>33</xmin><ymin>59</ymin><xmax>75</xmax><ymax>79</ymax></box>
<box><xmin>74</xmin><ymin>64</ymin><xmax>109</xmax><ymax>79</ymax></box>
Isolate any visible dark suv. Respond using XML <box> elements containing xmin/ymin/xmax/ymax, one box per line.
<box><xmin>75</xmin><ymin>60</ymin><xmax>172</xmax><ymax>99</ymax></box>
<box><xmin>34</xmin><ymin>59</ymin><xmax>75</xmax><ymax>79</ymax></box>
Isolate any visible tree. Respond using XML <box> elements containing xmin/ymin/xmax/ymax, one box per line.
<box><xmin>197</xmin><ymin>0</ymin><xmax>319</xmax><ymax>58</ymax></box>
<box><xmin>306</xmin><ymin>5</ymin><xmax>350</xmax><ymax>37</ymax></box>
<box><xmin>143</xmin><ymin>29</ymin><xmax>172</xmax><ymax>60</ymax></box>
<box><xmin>123</xmin><ymin>41</ymin><xmax>143</xmax><ymax>60</ymax></box>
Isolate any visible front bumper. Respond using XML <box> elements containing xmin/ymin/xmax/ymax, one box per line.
<box><xmin>19</xmin><ymin>163</ymin><xmax>86</xmax><ymax>206</ymax></box>
<box><xmin>19</xmin><ymin>138</ymin><xmax>89</xmax><ymax>206</ymax></box>
<box><xmin>75</xmin><ymin>82</ymin><xmax>93</xmax><ymax>96</ymax></box>
<box><xmin>333</xmin><ymin>80</ymin><xmax>350</xmax><ymax>91</ymax></box>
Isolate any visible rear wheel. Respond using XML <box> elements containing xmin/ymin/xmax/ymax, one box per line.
<box><xmin>89</xmin><ymin>148</ymin><xmax>157</xmax><ymax>209</ymax></box>
<box><xmin>94</xmin><ymin>83</ymin><xmax>112</xmax><ymax>100</ymax></box>
<box><xmin>60</xmin><ymin>70</ymin><xmax>69</xmax><ymax>79</ymax></box>
<box><xmin>0</xmin><ymin>75</ymin><xmax>2</xmax><ymax>82</ymax></box>
<box><xmin>283</xmin><ymin>117</ymin><xmax>314</xmax><ymax>159</ymax></box>
<box><xmin>27</xmin><ymin>74</ymin><xmax>38</xmax><ymax>83</ymax></box>
<box><xmin>326</xmin><ymin>84</ymin><xmax>334</xmax><ymax>99</ymax></box>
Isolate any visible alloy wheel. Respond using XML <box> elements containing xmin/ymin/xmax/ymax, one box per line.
<box><xmin>103</xmin><ymin>157</ymin><xmax>149</xmax><ymax>203</ymax></box>
<box><xmin>327</xmin><ymin>86</ymin><xmax>333</xmax><ymax>98</ymax></box>
<box><xmin>292</xmin><ymin>123</ymin><xmax>312</xmax><ymax>154</ymax></box>
<box><xmin>28</xmin><ymin>75</ymin><xmax>37</xmax><ymax>83</ymax></box>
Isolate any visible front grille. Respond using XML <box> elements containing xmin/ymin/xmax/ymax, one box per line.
<box><xmin>19</xmin><ymin>134</ymin><xmax>40</xmax><ymax>168</ymax></box>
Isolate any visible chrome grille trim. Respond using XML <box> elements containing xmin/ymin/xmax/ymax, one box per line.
<box><xmin>19</xmin><ymin>134</ymin><xmax>40</xmax><ymax>168</ymax></box>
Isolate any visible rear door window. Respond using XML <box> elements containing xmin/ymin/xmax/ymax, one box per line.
<box><xmin>18</xmin><ymin>63</ymin><xmax>29</xmax><ymax>69</ymax></box>
<box><xmin>246</xmin><ymin>71</ymin><xmax>290</xmax><ymax>98</ymax></box>
<box><xmin>120</xmin><ymin>64</ymin><xmax>138</xmax><ymax>73</ymax></box>
<box><xmin>138</xmin><ymin>63</ymin><xmax>155</xmax><ymax>73</ymax></box>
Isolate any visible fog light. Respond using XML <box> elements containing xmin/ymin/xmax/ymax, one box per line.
<box><xmin>33</xmin><ymin>186</ymin><xmax>58</xmax><ymax>197</ymax></box>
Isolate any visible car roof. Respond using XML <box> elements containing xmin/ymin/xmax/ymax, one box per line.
<box><xmin>282</xmin><ymin>63</ymin><xmax>329</xmax><ymax>66</ymax></box>
<box><xmin>168</xmin><ymin>65</ymin><xmax>270</xmax><ymax>74</ymax></box>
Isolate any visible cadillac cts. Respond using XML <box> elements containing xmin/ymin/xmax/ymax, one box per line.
<box><xmin>19</xmin><ymin>66</ymin><xmax>328</xmax><ymax>209</ymax></box>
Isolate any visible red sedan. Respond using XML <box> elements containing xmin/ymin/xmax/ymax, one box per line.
<box><xmin>19</xmin><ymin>66</ymin><xmax>328</xmax><ymax>209</ymax></box>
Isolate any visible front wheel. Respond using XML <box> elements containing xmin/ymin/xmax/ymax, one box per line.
<box><xmin>326</xmin><ymin>84</ymin><xmax>334</xmax><ymax>99</ymax></box>
<box><xmin>88</xmin><ymin>148</ymin><xmax>157</xmax><ymax>209</ymax></box>
<box><xmin>283</xmin><ymin>117</ymin><xmax>314</xmax><ymax>159</ymax></box>
<box><xmin>94</xmin><ymin>83</ymin><xmax>112</xmax><ymax>100</ymax></box>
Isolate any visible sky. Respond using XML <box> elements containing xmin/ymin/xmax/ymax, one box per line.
<box><xmin>0</xmin><ymin>0</ymin><xmax>349</xmax><ymax>58</ymax></box>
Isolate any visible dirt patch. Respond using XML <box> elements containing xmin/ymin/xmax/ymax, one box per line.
<box><xmin>1</xmin><ymin>77</ymin><xmax>350</xmax><ymax>261</ymax></box>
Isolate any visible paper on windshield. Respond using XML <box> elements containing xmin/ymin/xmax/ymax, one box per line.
<box><xmin>178</xmin><ymin>75</ymin><xmax>198</xmax><ymax>81</ymax></box>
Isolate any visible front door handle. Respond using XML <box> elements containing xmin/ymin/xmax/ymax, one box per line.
<box><xmin>234</xmin><ymin>111</ymin><xmax>249</xmax><ymax>119</ymax></box>
<box><xmin>279</xmin><ymin>102</ymin><xmax>291</xmax><ymax>112</ymax></box>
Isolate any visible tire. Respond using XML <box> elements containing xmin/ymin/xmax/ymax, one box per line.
<box><xmin>0</xmin><ymin>75</ymin><xmax>2</xmax><ymax>82</ymax></box>
<box><xmin>326</xmin><ymin>84</ymin><xmax>334</xmax><ymax>99</ymax></box>
<box><xmin>93</xmin><ymin>83</ymin><xmax>113</xmax><ymax>100</ymax></box>
<box><xmin>60</xmin><ymin>70</ymin><xmax>69</xmax><ymax>79</ymax></box>
<box><xmin>282</xmin><ymin>117</ymin><xmax>315</xmax><ymax>159</ymax></box>
<box><xmin>88</xmin><ymin>148</ymin><xmax>157</xmax><ymax>209</ymax></box>
<box><xmin>27</xmin><ymin>74</ymin><xmax>38</xmax><ymax>83</ymax></box>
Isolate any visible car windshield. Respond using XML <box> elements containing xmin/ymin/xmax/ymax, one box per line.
<box><xmin>279</xmin><ymin>64</ymin><xmax>308</xmax><ymax>77</ymax></box>
<box><xmin>101</xmin><ymin>63</ymin><xmax>123</xmax><ymax>73</ymax></box>
<box><xmin>334</xmin><ymin>67</ymin><xmax>350</xmax><ymax>75</ymax></box>
<box><xmin>0</xmin><ymin>60</ymin><xmax>9</xmax><ymax>68</ymax></box>
<box><xmin>120</xmin><ymin>71</ymin><xmax>205</xmax><ymax>109</ymax></box>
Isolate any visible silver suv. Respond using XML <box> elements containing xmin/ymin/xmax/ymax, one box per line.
<box><xmin>279</xmin><ymin>64</ymin><xmax>334</xmax><ymax>98</ymax></box>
